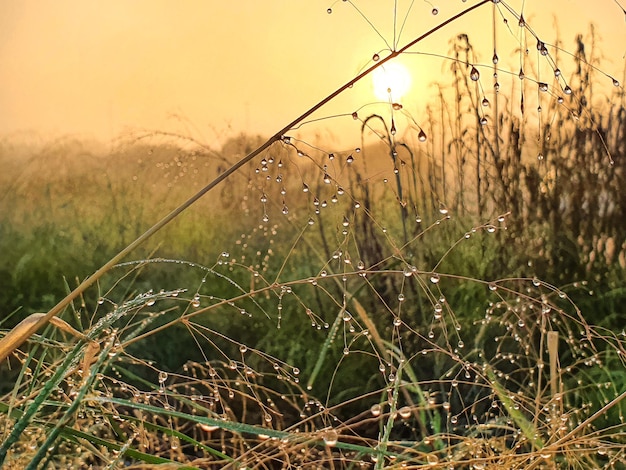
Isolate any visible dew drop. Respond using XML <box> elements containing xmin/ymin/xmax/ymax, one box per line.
<box><xmin>538</xmin><ymin>82</ymin><xmax>549</xmax><ymax>92</ymax></box>
<box><xmin>612</xmin><ymin>78</ymin><xmax>620</xmax><ymax>87</ymax></box>
<box><xmin>429</xmin><ymin>273</ymin><xmax>440</xmax><ymax>284</ymax></box>
<box><xmin>372</xmin><ymin>53</ymin><xmax>380</xmax><ymax>62</ymax></box>
<box><xmin>327</xmin><ymin>8</ymin><xmax>332</xmax><ymax>14</ymax></box>
<box><xmin>564</xmin><ymin>85</ymin><xmax>572</xmax><ymax>95</ymax></box>
<box><xmin>399</xmin><ymin>406</ymin><xmax>411</xmax><ymax>418</ymax></box>
<box><xmin>482</xmin><ymin>97</ymin><xmax>489</xmax><ymax>107</ymax></box>
<box><xmin>418</xmin><ymin>129</ymin><xmax>427</xmax><ymax>142</ymax></box>
<box><xmin>470</xmin><ymin>66</ymin><xmax>480</xmax><ymax>81</ymax></box>
<box><xmin>492</xmin><ymin>52</ymin><xmax>498</xmax><ymax>64</ymax></box>
<box><xmin>431</xmin><ymin>8</ymin><xmax>439</xmax><ymax>15</ymax></box>
<box><xmin>427</xmin><ymin>454</ymin><xmax>439</xmax><ymax>465</ymax></box>
<box><xmin>323</xmin><ymin>174</ymin><xmax>331</xmax><ymax>184</ymax></box>
<box><xmin>434</xmin><ymin>303</ymin><xmax>443</xmax><ymax>319</ymax></box>
<box><xmin>479</xmin><ymin>117</ymin><xmax>488</xmax><ymax>125</ymax></box>
<box><xmin>158</xmin><ymin>371</ymin><xmax>168</xmax><ymax>384</ymax></box>
<box><xmin>282</xmin><ymin>205</ymin><xmax>289</xmax><ymax>215</ymax></box>
<box><xmin>397</xmin><ymin>293</ymin><xmax>405</xmax><ymax>302</ymax></box>
<box><xmin>370</xmin><ymin>403</ymin><xmax>382</xmax><ymax>417</ymax></box>
<box><xmin>322</xmin><ymin>428</ymin><xmax>338</xmax><ymax>446</ymax></box>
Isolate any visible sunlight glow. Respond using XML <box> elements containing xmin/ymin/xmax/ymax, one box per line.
<box><xmin>372</xmin><ymin>61</ymin><xmax>412</xmax><ymax>102</ymax></box>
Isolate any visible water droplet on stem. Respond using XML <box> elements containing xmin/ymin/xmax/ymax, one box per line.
<box><xmin>470</xmin><ymin>66</ymin><xmax>480</xmax><ymax>81</ymax></box>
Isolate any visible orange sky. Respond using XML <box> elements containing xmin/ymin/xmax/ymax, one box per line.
<box><xmin>0</xmin><ymin>1</ymin><xmax>624</xmax><ymax>146</ymax></box>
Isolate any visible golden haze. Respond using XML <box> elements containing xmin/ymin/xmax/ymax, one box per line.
<box><xmin>0</xmin><ymin>1</ymin><xmax>623</xmax><ymax>145</ymax></box>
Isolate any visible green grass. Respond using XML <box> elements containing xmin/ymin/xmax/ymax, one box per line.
<box><xmin>1</xmin><ymin>1</ymin><xmax>626</xmax><ymax>468</ymax></box>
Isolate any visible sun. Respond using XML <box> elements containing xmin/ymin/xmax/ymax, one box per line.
<box><xmin>372</xmin><ymin>61</ymin><xmax>412</xmax><ymax>102</ymax></box>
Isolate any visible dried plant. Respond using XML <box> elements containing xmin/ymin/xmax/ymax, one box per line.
<box><xmin>1</xmin><ymin>1</ymin><xmax>625</xmax><ymax>468</ymax></box>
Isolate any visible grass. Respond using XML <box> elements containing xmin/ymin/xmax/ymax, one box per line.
<box><xmin>1</xmin><ymin>1</ymin><xmax>626</xmax><ymax>468</ymax></box>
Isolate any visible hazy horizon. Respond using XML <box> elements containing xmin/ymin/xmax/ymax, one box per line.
<box><xmin>1</xmin><ymin>1</ymin><xmax>624</xmax><ymax>147</ymax></box>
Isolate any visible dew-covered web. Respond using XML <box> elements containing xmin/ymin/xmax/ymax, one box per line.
<box><xmin>3</xmin><ymin>1</ymin><xmax>625</xmax><ymax>469</ymax></box>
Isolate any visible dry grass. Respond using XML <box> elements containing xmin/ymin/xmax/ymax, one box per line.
<box><xmin>1</xmin><ymin>1</ymin><xmax>625</xmax><ymax>468</ymax></box>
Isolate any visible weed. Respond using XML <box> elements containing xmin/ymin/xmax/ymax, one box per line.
<box><xmin>1</xmin><ymin>1</ymin><xmax>625</xmax><ymax>468</ymax></box>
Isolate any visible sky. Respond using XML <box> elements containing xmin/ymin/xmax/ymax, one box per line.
<box><xmin>0</xmin><ymin>0</ymin><xmax>624</xmax><ymax>147</ymax></box>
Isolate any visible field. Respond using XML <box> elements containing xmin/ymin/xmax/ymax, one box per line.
<box><xmin>1</xmin><ymin>2</ymin><xmax>625</xmax><ymax>469</ymax></box>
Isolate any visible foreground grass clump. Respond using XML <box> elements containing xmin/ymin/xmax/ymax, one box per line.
<box><xmin>1</xmin><ymin>1</ymin><xmax>625</xmax><ymax>468</ymax></box>
<box><xmin>0</xmin><ymin>258</ymin><xmax>625</xmax><ymax>468</ymax></box>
